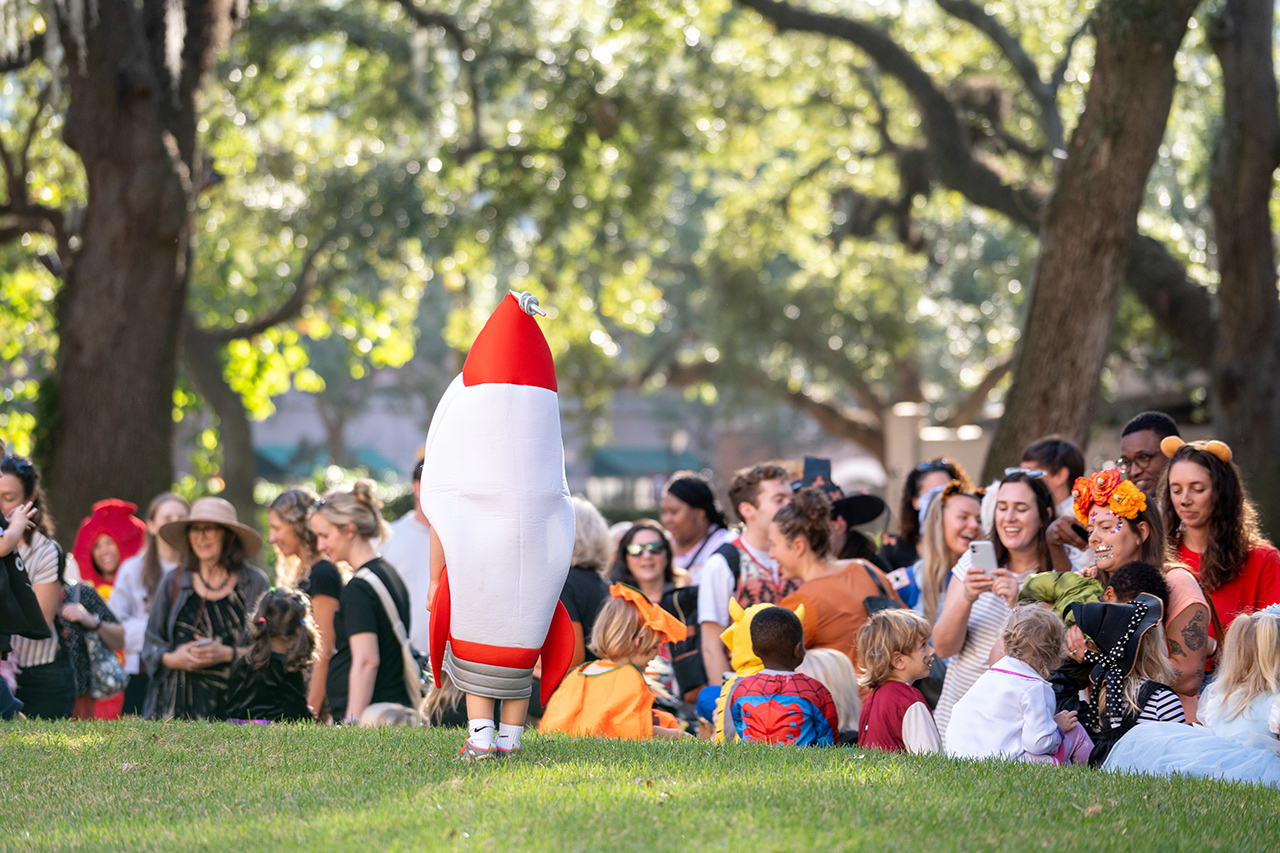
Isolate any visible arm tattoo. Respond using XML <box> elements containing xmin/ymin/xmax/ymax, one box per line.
<box><xmin>1181</xmin><ymin>610</ymin><xmax>1208</xmax><ymax>652</ymax></box>
<box><xmin>1167</xmin><ymin>636</ymin><xmax>1186</xmax><ymax>657</ymax></box>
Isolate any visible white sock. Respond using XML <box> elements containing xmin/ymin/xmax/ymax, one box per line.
<box><xmin>468</xmin><ymin>718</ymin><xmax>495</xmax><ymax>749</ymax></box>
<box><xmin>495</xmin><ymin>722</ymin><xmax>523</xmax><ymax>751</ymax></box>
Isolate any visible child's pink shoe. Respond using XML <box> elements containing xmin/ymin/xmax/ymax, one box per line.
<box><xmin>458</xmin><ymin>739</ymin><xmax>497</xmax><ymax>761</ymax></box>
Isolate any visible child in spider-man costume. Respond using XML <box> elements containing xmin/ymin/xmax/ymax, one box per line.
<box><xmin>727</xmin><ymin>605</ymin><xmax>838</xmax><ymax>746</ymax></box>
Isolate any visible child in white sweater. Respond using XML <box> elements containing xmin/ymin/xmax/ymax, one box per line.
<box><xmin>946</xmin><ymin>606</ymin><xmax>1093</xmax><ymax>764</ymax></box>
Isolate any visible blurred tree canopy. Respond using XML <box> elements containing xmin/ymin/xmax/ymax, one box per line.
<box><xmin>0</xmin><ymin>0</ymin><xmax>1275</xmax><ymax>535</ymax></box>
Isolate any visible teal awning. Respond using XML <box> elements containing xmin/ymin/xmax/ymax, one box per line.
<box><xmin>589</xmin><ymin>447</ymin><xmax>704</xmax><ymax>478</ymax></box>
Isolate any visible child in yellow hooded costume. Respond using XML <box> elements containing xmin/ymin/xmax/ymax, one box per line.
<box><xmin>541</xmin><ymin>585</ymin><xmax>690</xmax><ymax>740</ymax></box>
<box><xmin>712</xmin><ymin>599</ymin><xmax>805</xmax><ymax>742</ymax></box>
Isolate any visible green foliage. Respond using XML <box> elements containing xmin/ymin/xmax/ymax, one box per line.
<box><xmin>4</xmin><ymin>720</ymin><xmax>1279</xmax><ymax>851</ymax></box>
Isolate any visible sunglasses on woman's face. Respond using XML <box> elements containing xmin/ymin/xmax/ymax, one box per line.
<box><xmin>625</xmin><ymin>542</ymin><xmax>665</xmax><ymax>556</ymax></box>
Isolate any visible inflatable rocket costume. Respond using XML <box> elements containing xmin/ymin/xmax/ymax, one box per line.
<box><xmin>422</xmin><ymin>291</ymin><xmax>576</xmax><ymax>710</ymax></box>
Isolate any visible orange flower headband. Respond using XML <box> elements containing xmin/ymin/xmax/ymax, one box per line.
<box><xmin>1160</xmin><ymin>436</ymin><xmax>1232</xmax><ymax>464</ymax></box>
<box><xmin>1072</xmin><ymin>468</ymin><xmax>1147</xmax><ymax>525</ymax></box>
<box><xmin>610</xmin><ymin>584</ymin><xmax>688</xmax><ymax>644</ymax></box>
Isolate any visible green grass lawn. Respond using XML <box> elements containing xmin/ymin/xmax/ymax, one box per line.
<box><xmin>3</xmin><ymin>720</ymin><xmax>1277</xmax><ymax>851</ymax></box>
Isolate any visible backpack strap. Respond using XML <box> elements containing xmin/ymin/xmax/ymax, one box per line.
<box><xmin>355</xmin><ymin>567</ymin><xmax>424</xmax><ymax>712</ymax></box>
<box><xmin>714</xmin><ymin>542</ymin><xmax>741</xmax><ymax>582</ymax></box>
<box><xmin>859</xmin><ymin>559</ymin><xmax>892</xmax><ymax>599</ymax></box>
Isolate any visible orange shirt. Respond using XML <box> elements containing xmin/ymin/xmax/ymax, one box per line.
<box><xmin>540</xmin><ymin>662</ymin><xmax>677</xmax><ymax>739</ymax></box>
<box><xmin>782</xmin><ymin>560</ymin><xmax>903</xmax><ymax>691</ymax></box>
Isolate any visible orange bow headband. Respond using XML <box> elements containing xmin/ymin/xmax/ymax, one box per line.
<box><xmin>1072</xmin><ymin>468</ymin><xmax>1147</xmax><ymax>525</ymax></box>
<box><xmin>1160</xmin><ymin>436</ymin><xmax>1232</xmax><ymax>464</ymax></box>
<box><xmin>610</xmin><ymin>584</ymin><xmax>688</xmax><ymax>644</ymax></box>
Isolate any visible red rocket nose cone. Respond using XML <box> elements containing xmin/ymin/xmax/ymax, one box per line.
<box><xmin>462</xmin><ymin>293</ymin><xmax>558</xmax><ymax>391</ymax></box>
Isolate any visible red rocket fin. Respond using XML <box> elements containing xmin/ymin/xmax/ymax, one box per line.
<box><xmin>539</xmin><ymin>600</ymin><xmax>575</xmax><ymax>707</ymax></box>
<box><xmin>429</xmin><ymin>566</ymin><xmax>451</xmax><ymax>689</ymax></box>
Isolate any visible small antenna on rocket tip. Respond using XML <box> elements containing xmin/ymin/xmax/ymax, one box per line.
<box><xmin>514</xmin><ymin>290</ymin><xmax>547</xmax><ymax>317</ymax></box>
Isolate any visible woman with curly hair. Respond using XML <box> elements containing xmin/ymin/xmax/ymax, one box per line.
<box><xmin>1161</xmin><ymin>438</ymin><xmax>1280</xmax><ymax>642</ymax></box>
<box><xmin>268</xmin><ymin>487</ymin><xmax>344</xmax><ymax>721</ymax></box>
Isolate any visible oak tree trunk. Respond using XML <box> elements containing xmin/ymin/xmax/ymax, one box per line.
<box><xmin>984</xmin><ymin>0</ymin><xmax>1201</xmax><ymax>480</ymax></box>
<box><xmin>1207</xmin><ymin>0</ymin><xmax>1280</xmax><ymax>539</ymax></box>
<box><xmin>183</xmin><ymin>322</ymin><xmax>258</xmax><ymax>526</ymax></box>
<box><xmin>39</xmin><ymin>0</ymin><xmax>239</xmax><ymax>542</ymax></box>
<box><xmin>41</xmin><ymin>1</ymin><xmax>192</xmax><ymax>541</ymax></box>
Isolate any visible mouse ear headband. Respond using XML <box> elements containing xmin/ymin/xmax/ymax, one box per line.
<box><xmin>1160</xmin><ymin>436</ymin><xmax>1232</xmax><ymax>464</ymax></box>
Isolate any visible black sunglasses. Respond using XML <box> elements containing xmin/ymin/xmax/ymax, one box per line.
<box><xmin>914</xmin><ymin>460</ymin><xmax>953</xmax><ymax>474</ymax></box>
<box><xmin>625</xmin><ymin>542</ymin><xmax>665</xmax><ymax>556</ymax></box>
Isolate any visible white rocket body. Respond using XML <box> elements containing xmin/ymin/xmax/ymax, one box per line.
<box><xmin>420</xmin><ymin>375</ymin><xmax>574</xmax><ymax>652</ymax></box>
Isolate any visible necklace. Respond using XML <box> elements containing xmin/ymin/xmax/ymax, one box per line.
<box><xmin>198</xmin><ymin>569</ymin><xmax>233</xmax><ymax>594</ymax></box>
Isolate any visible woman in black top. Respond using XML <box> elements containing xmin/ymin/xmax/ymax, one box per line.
<box><xmin>310</xmin><ymin>480</ymin><xmax>411</xmax><ymax>724</ymax></box>
<box><xmin>143</xmin><ymin>497</ymin><xmax>270</xmax><ymax>720</ymax></box>
<box><xmin>268</xmin><ymin>487</ymin><xmax>344</xmax><ymax>720</ymax></box>
<box><xmin>560</xmin><ymin>497</ymin><xmax>613</xmax><ymax>667</ymax></box>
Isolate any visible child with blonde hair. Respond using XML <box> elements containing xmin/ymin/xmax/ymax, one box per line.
<box><xmin>946</xmin><ymin>606</ymin><xmax>1093</xmax><ymax>764</ymax></box>
<box><xmin>856</xmin><ymin>609</ymin><xmax>941</xmax><ymax>753</ymax></box>
<box><xmin>1066</xmin><ymin>593</ymin><xmax>1185</xmax><ymax>764</ymax></box>
<box><xmin>540</xmin><ymin>585</ymin><xmax>690</xmax><ymax>739</ymax></box>
<box><xmin>1199</xmin><ymin>610</ymin><xmax>1280</xmax><ymax>754</ymax></box>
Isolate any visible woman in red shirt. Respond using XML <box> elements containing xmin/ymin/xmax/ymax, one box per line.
<box><xmin>1160</xmin><ymin>437</ymin><xmax>1280</xmax><ymax>641</ymax></box>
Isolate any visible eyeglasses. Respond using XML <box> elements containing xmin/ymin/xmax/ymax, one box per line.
<box><xmin>1005</xmin><ymin>467</ymin><xmax>1045</xmax><ymax>479</ymax></box>
<box><xmin>1118</xmin><ymin>451</ymin><xmax>1159</xmax><ymax>473</ymax></box>
<box><xmin>914</xmin><ymin>460</ymin><xmax>952</xmax><ymax>474</ymax></box>
<box><xmin>625</xmin><ymin>542</ymin><xmax>665</xmax><ymax>556</ymax></box>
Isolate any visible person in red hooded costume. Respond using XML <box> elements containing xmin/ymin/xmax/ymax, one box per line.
<box><xmin>69</xmin><ymin>500</ymin><xmax>146</xmax><ymax>718</ymax></box>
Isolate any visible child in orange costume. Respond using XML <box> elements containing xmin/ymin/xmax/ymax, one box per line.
<box><xmin>541</xmin><ymin>585</ymin><xmax>691</xmax><ymax>739</ymax></box>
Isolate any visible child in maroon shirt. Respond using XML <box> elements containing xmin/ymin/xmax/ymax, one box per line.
<box><xmin>856</xmin><ymin>609</ymin><xmax>941</xmax><ymax>753</ymax></box>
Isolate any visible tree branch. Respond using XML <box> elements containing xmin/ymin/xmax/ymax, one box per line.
<box><xmin>781</xmin><ymin>383</ymin><xmax>885</xmax><ymax>458</ymax></box>
<box><xmin>935</xmin><ymin>0</ymin><xmax>1061</xmax><ymax>148</ymax></box>
<box><xmin>0</xmin><ymin>33</ymin><xmax>46</xmax><ymax>74</ymax></box>
<box><xmin>736</xmin><ymin>0</ymin><xmax>1044</xmax><ymax>230</ymax></box>
<box><xmin>201</xmin><ymin>243</ymin><xmax>329</xmax><ymax>342</ymax></box>
<box><xmin>393</xmin><ymin>1</ymin><xmax>485</xmax><ymax>158</ymax></box>
<box><xmin>18</xmin><ymin>84</ymin><xmax>52</xmax><ymax>182</ymax></box>
<box><xmin>1050</xmin><ymin>16</ymin><xmax>1092</xmax><ymax>99</ymax></box>
<box><xmin>941</xmin><ymin>356</ymin><xmax>1012</xmax><ymax>427</ymax></box>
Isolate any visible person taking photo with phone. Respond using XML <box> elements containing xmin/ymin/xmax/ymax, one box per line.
<box><xmin>930</xmin><ymin>470</ymin><xmax>1056</xmax><ymax>745</ymax></box>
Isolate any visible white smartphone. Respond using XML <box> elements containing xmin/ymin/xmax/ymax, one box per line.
<box><xmin>192</xmin><ymin>638</ymin><xmax>214</xmax><ymax>647</ymax></box>
<box><xmin>968</xmin><ymin>540</ymin><xmax>998</xmax><ymax>575</ymax></box>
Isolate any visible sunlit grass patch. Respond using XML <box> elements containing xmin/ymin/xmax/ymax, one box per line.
<box><xmin>2</xmin><ymin>720</ymin><xmax>1277</xmax><ymax>851</ymax></box>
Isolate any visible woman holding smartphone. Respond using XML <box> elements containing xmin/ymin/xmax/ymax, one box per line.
<box><xmin>142</xmin><ymin>498</ymin><xmax>269</xmax><ymax>720</ymax></box>
<box><xmin>930</xmin><ymin>470</ymin><xmax>1055</xmax><ymax>745</ymax></box>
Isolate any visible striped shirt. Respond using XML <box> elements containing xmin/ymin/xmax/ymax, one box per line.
<box><xmin>1134</xmin><ymin>681</ymin><xmax>1186</xmax><ymax>726</ymax></box>
<box><xmin>10</xmin><ymin>532</ymin><xmax>64</xmax><ymax>668</ymax></box>
<box><xmin>933</xmin><ymin>550</ymin><xmax>1037</xmax><ymax>748</ymax></box>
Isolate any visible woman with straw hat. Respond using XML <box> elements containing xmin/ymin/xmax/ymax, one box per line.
<box><xmin>142</xmin><ymin>497</ymin><xmax>269</xmax><ymax>720</ymax></box>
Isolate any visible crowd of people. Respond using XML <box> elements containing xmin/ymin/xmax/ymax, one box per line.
<box><xmin>3</xmin><ymin>409</ymin><xmax>1280</xmax><ymax>779</ymax></box>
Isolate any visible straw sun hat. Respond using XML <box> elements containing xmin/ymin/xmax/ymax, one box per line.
<box><xmin>158</xmin><ymin>496</ymin><xmax>263</xmax><ymax>558</ymax></box>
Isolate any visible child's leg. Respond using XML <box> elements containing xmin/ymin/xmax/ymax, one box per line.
<box><xmin>495</xmin><ymin>698</ymin><xmax>530</xmax><ymax>752</ymax></box>
<box><xmin>465</xmin><ymin>694</ymin><xmax>497</xmax><ymax>749</ymax></box>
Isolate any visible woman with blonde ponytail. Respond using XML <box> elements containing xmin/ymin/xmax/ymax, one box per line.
<box><xmin>309</xmin><ymin>480</ymin><xmax>411</xmax><ymax>724</ymax></box>
<box><xmin>772</xmin><ymin>488</ymin><xmax>905</xmax><ymax>687</ymax></box>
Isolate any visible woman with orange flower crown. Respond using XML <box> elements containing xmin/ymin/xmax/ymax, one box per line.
<box><xmin>540</xmin><ymin>584</ymin><xmax>692</xmax><ymax>740</ymax></box>
<box><xmin>1064</xmin><ymin>467</ymin><xmax>1212</xmax><ymax>719</ymax></box>
<box><xmin>1160</xmin><ymin>438</ymin><xmax>1280</xmax><ymax>646</ymax></box>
